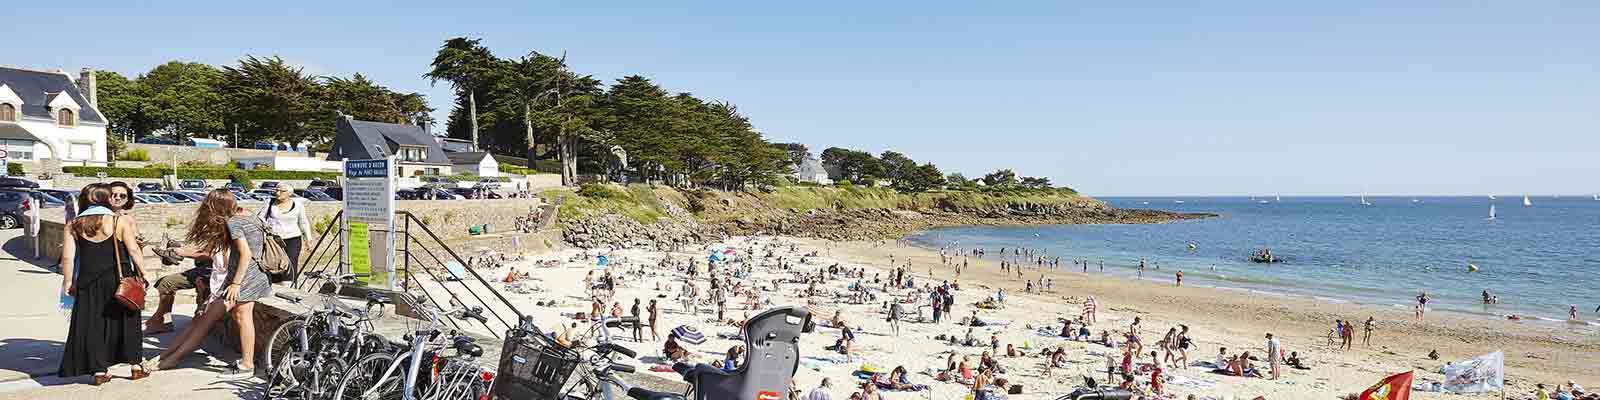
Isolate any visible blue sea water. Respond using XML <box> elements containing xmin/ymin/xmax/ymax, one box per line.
<box><xmin>907</xmin><ymin>196</ymin><xmax>1600</xmax><ymax>325</ymax></box>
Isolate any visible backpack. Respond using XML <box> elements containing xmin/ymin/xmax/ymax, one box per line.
<box><xmin>253</xmin><ymin>202</ymin><xmax>295</xmax><ymax>275</ymax></box>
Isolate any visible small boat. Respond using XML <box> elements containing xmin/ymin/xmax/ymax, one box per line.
<box><xmin>1489</xmin><ymin>194</ymin><xmax>1497</xmax><ymax>200</ymax></box>
<box><xmin>1360</xmin><ymin>194</ymin><xmax>1373</xmax><ymax>206</ymax></box>
<box><xmin>1487</xmin><ymin>205</ymin><xmax>1496</xmax><ymax>220</ymax></box>
<box><xmin>1593</xmin><ymin>194</ymin><xmax>1598</xmax><ymax>201</ymax></box>
<box><xmin>1275</xmin><ymin>194</ymin><xmax>1281</xmax><ymax>202</ymax></box>
<box><xmin>1412</xmin><ymin>198</ymin><xmax>1420</xmax><ymax>203</ymax></box>
<box><xmin>1173</xmin><ymin>200</ymin><xmax>1185</xmax><ymax>204</ymax></box>
<box><xmin>1257</xmin><ymin>200</ymin><xmax>1270</xmax><ymax>204</ymax></box>
<box><xmin>1523</xmin><ymin>195</ymin><xmax>1532</xmax><ymax>207</ymax></box>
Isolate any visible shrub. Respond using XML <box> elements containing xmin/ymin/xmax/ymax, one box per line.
<box><xmin>5</xmin><ymin>163</ymin><xmax>22</xmax><ymax>177</ymax></box>
<box><xmin>576</xmin><ymin>184</ymin><xmax>627</xmax><ymax>200</ymax></box>
<box><xmin>117</xmin><ymin>149</ymin><xmax>150</xmax><ymax>161</ymax></box>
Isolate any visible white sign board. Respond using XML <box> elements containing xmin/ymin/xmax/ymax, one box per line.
<box><xmin>343</xmin><ymin>159</ymin><xmax>394</xmax><ymax>225</ymax></box>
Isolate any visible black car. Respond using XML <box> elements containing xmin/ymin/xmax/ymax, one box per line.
<box><xmin>147</xmin><ymin>191</ymin><xmax>198</xmax><ymax>203</ymax></box>
<box><xmin>0</xmin><ymin>189</ymin><xmax>61</xmax><ymax>229</ymax></box>
<box><xmin>307</xmin><ymin>179</ymin><xmax>338</xmax><ymax>189</ymax></box>
<box><xmin>223</xmin><ymin>182</ymin><xmax>247</xmax><ymax>192</ymax></box>
<box><xmin>293</xmin><ymin>189</ymin><xmax>336</xmax><ymax>201</ymax></box>
<box><xmin>179</xmin><ymin>179</ymin><xmax>207</xmax><ymax>190</ymax></box>
<box><xmin>137</xmin><ymin>182</ymin><xmax>164</xmax><ymax>192</ymax></box>
<box><xmin>259</xmin><ymin>181</ymin><xmax>280</xmax><ymax>190</ymax></box>
<box><xmin>0</xmin><ymin>177</ymin><xmax>40</xmax><ymax>189</ymax></box>
<box><xmin>316</xmin><ymin>187</ymin><xmax>344</xmax><ymax>201</ymax></box>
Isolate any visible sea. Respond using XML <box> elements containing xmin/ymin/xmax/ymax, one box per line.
<box><xmin>907</xmin><ymin>196</ymin><xmax>1600</xmax><ymax>327</ymax></box>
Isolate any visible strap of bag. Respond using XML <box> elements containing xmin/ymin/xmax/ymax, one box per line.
<box><xmin>112</xmin><ymin>215</ymin><xmax>124</xmax><ymax>280</ymax></box>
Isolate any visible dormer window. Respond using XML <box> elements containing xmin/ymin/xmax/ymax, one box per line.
<box><xmin>0</xmin><ymin>104</ymin><xmax>15</xmax><ymax>122</ymax></box>
<box><xmin>398</xmin><ymin>145</ymin><xmax>426</xmax><ymax>162</ymax></box>
<box><xmin>58</xmin><ymin>108</ymin><xmax>76</xmax><ymax>127</ymax></box>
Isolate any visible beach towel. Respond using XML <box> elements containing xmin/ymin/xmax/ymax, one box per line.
<box><xmin>445</xmin><ymin>262</ymin><xmax>468</xmax><ymax>281</ymax></box>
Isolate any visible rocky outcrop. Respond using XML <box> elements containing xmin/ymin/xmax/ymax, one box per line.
<box><xmin>560</xmin><ymin>213</ymin><xmax>722</xmax><ymax>250</ymax></box>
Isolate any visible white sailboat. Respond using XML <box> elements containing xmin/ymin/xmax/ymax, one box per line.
<box><xmin>1360</xmin><ymin>194</ymin><xmax>1373</xmax><ymax>206</ymax></box>
<box><xmin>1275</xmin><ymin>194</ymin><xmax>1281</xmax><ymax>202</ymax></box>
<box><xmin>1523</xmin><ymin>195</ymin><xmax>1532</xmax><ymax>207</ymax></box>
<box><xmin>1487</xmin><ymin>204</ymin><xmax>1496</xmax><ymax>220</ymax></box>
<box><xmin>1489</xmin><ymin>194</ymin><xmax>1496</xmax><ymax>200</ymax></box>
<box><xmin>1593</xmin><ymin>194</ymin><xmax>1598</xmax><ymax>201</ymax></box>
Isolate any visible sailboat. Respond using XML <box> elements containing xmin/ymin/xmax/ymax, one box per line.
<box><xmin>1592</xmin><ymin>194</ymin><xmax>1598</xmax><ymax>201</ymax></box>
<box><xmin>1489</xmin><ymin>194</ymin><xmax>1497</xmax><ymax>200</ymax></box>
<box><xmin>1360</xmin><ymin>194</ymin><xmax>1373</xmax><ymax>206</ymax></box>
<box><xmin>1523</xmin><ymin>195</ymin><xmax>1532</xmax><ymax>207</ymax></box>
<box><xmin>1275</xmin><ymin>194</ymin><xmax>1281</xmax><ymax>202</ymax></box>
<box><xmin>1487</xmin><ymin>204</ymin><xmax>1496</xmax><ymax>220</ymax></box>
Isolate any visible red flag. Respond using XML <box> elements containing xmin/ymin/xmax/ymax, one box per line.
<box><xmin>1359</xmin><ymin>371</ymin><xmax>1414</xmax><ymax>400</ymax></box>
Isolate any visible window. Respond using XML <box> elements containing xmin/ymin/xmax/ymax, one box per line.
<box><xmin>2</xmin><ymin>140</ymin><xmax>34</xmax><ymax>160</ymax></box>
<box><xmin>58</xmin><ymin>109</ymin><xmax>75</xmax><ymax>126</ymax></box>
<box><xmin>68</xmin><ymin>143</ymin><xmax>93</xmax><ymax>160</ymax></box>
<box><xmin>0</xmin><ymin>104</ymin><xmax>15</xmax><ymax>122</ymax></box>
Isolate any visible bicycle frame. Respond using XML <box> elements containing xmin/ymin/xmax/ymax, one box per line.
<box><xmin>353</xmin><ymin>296</ymin><xmax>482</xmax><ymax>400</ymax></box>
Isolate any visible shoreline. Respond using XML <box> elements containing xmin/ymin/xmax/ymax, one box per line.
<box><xmin>810</xmin><ymin>236</ymin><xmax>1598</xmax><ymax>394</ymax></box>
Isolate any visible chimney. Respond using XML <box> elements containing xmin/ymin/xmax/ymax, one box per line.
<box><xmin>78</xmin><ymin>68</ymin><xmax>97</xmax><ymax>108</ymax></box>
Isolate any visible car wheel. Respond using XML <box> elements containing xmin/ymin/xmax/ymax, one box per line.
<box><xmin>0</xmin><ymin>215</ymin><xmax>17</xmax><ymax>230</ymax></box>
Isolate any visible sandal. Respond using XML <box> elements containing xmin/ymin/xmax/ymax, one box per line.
<box><xmin>130</xmin><ymin>366</ymin><xmax>150</xmax><ymax>381</ymax></box>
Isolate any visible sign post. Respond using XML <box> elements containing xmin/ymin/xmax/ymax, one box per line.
<box><xmin>0</xmin><ymin>149</ymin><xmax>9</xmax><ymax>177</ymax></box>
<box><xmin>343</xmin><ymin>157</ymin><xmax>397</xmax><ymax>289</ymax></box>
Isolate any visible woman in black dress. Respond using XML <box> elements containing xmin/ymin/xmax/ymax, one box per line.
<box><xmin>59</xmin><ymin>185</ymin><xmax>150</xmax><ymax>384</ymax></box>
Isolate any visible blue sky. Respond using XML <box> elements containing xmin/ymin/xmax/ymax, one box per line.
<box><xmin>7</xmin><ymin>1</ymin><xmax>1598</xmax><ymax>196</ymax></box>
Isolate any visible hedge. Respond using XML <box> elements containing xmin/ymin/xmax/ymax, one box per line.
<box><xmin>64</xmin><ymin>166</ymin><xmax>339</xmax><ymax>180</ymax></box>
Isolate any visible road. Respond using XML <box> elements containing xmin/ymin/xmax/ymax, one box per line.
<box><xmin>0</xmin><ymin>229</ymin><xmax>265</xmax><ymax>399</ymax></box>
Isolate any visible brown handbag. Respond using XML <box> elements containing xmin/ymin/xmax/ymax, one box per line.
<box><xmin>110</xmin><ymin>216</ymin><xmax>147</xmax><ymax>311</ymax></box>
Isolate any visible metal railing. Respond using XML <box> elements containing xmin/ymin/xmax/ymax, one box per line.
<box><xmin>295</xmin><ymin>210</ymin><xmax>523</xmax><ymax>338</ymax></box>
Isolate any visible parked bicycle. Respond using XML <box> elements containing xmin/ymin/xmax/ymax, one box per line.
<box><xmin>333</xmin><ymin>294</ymin><xmax>495</xmax><ymax>400</ymax></box>
<box><xmin>263</xmin><ymin>272</ymin><xmax>394</xmax><ymax>400</ymax></box>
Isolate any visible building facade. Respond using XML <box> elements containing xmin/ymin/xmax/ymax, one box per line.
<box><xmin>0</xmin><ymin>67</ymin><xmax>110</xmax><ymax>172</ymax></box>
<box><xmin>326</xmin><ymin>115</ymin><xmax>452</xmax><ymax>176</ymax></box>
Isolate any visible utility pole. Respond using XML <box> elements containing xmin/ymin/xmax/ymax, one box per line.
<box><xmin>469</xmin><ymin>90</ymin><xmax>479</xmax><ymax>151</ymax></box>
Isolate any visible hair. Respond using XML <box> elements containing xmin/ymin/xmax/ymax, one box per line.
<box><xmin>75</xmin><ymin>183</ymin><xmax>105</xmax><ymax>211</ymax></box>
<box><xmin>107</xmin><ymin>181</ymin><xmax>136</xmax><ymax>211</ymax></box>
<box><xmin>274</xmin><ymin>183</ymin><xmax>296</xmax><ymax>205</ymax></box>
<box><xmin>186</xmin><ymin>189</ymin><xmax>240</xmax><ymax>254</ymax></box>
<box><xmin>70</xmin><ymin>184</ymin><xmax>115</xmax><ymax>239</ymax></box>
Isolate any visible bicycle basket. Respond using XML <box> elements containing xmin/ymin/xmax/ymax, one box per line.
<box><xmin>490</xmin><ymin>327</ymin><xmax>582</xmax><ymax>399</ymax></box>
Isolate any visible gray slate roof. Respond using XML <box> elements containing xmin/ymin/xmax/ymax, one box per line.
<box><xmin>445</xmin><ymin>152</ymin><xmax>492</xmax><ymax>164</ymax></box>
<box><xmin>0</xmin><ymin>66</ymin><xmax>104</xmax><ymax>124</ymax></box>
<box><xmin>328</xmin><ymin>117</ymin><xmax>450</xmax><ymax>164</ymax></box>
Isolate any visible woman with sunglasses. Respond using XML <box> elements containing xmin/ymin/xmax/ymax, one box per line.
<box><xmin>260</xmin><ymin>183</ymin><xmax>310</xmax><ymax>283</ymax></box>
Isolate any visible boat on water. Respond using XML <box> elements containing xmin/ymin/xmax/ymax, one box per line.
<box><xmin>1523</xmin><ymin>195</ymin><xmax>1532</xmax><ymax>207</ymax></box>
<box><xmin>1360</xmin><ymin>194</ymin><xmax>1373</xmax><ymax>206</ymax></box>
<box><xmin>1487</xmin><ymin>204</ymin><xmax>1496</xmax><ymax>221</ymax></box>
<box><xmin>1257</xmin><ymin>199</ymin><xmax>1270</xmax><ymax>204</ymax></box>
<box><xmin>1173</xmin><ymin>200</ymin><xmax>1185</xmax><ymax>204</ymax></box>
<box><xmin>1275</xmin><ymin>194</ymin><xmax>1281</xmax><ymax>202</ymax></box>
<box><xmin>1489</xmin><ymin>194</ymin><xmax>1497</xmax><ymax>200</ymax></box>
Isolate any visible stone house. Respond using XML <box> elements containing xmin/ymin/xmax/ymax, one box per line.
<box><xmin>0</xmin><ymin>67</ymin><xmax>110</xmax><ymax>172</ymax></box>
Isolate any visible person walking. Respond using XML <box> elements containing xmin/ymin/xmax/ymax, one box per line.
<box><xmin>261</xmin><ymin>184</ymin><xmax>311</xmax><ymax>284</ymax></box>
<box><xmin>58</xmin><ymin>186</ymin><xmax>151</xmax><ymax>384</ymax></box>
<box><xmin>887</xmin><ymin>301</ymin><xmax>903</xmax><ymax>337</ymax></box>
<box><xmin>630</xmin><ymin>298</ymin><xmax>643</xmax><ymax>342</ymax></box>
<box><xmin>147</xmin><ymin>190</ymin><xmax>273</xmax><ymax>379</ymax></box>
<box><xmin>647</xmin><ymin>299</ymin><xmax>660</xmax><ymax>341</ymax></box>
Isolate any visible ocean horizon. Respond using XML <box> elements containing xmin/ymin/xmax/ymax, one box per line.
<box><xmin>908</xmin><ymin>195</ymin><xmax>1600</xmax><ymax>327</ymax></box>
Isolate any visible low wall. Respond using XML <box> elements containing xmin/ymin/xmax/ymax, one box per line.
<box><xmin>126</xmin><ymin>143</ymin><xmax>309</xmax><ymax>166</ymax></box>
<box><xmin>47</xmin><ymin>176</ymin><xmax>318</xmax><ymax>191</ymax></box>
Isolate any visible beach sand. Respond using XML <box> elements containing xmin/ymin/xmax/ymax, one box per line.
<box><xmin>482</xmin><ymin>235</ymin><xmax>1597</xmax><ymax>400</ymax></box>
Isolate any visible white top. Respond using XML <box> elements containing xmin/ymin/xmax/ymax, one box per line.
<box><xmin>262</xmin><ymin>198</ymin><xmax>312</xmax><ymax>239</ymax></box>
<box><xmin>805</xmin><ymin>388</ymin><xmax>832</xmax><ymax>400</ymax></box>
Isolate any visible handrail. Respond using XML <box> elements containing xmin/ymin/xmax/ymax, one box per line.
<box><xmin>396</xmin><ymin>211</ymin><xmax>525</xmax><ymax>322</ymax></box>
<box><xmin>397</xmin><ymin>225</ymin><xmax>511</xmax><ymax>335</ymax></box>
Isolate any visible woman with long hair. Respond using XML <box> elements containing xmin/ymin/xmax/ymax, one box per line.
<box><xmin>58</xmin><ymin>184</ymin><xmax>150</xmax><ymax>384</ymax></box>
<box><xmin>145</xmin><ymin>189</ymin><xmax>271</xmax><ymax>379</ymax></box>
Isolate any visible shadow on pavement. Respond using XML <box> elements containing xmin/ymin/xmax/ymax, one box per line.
<box><xmin>0</xmin><ymin>338</ymin><xmax>65</xmax><ymax>385</ymax></box>
<box><xmin>0</xmin><ymin>235</ymin><xmax>56</xmax><ymax>272</ymax></box>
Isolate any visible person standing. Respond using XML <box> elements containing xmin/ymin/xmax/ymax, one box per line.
<box><xmin>58</xmin><ymin>186</ymin><xmax>150</xmax><ymax>384</ymax></box>
<box><xmin>1265</xmin><ymin>333</ymin><xmax>1282</xmax><ymax>380</ymax></box>
<box><xmin>647</xmin><ymin>299</ymin><xmax>660</xmax><ymax>341</ymax></box>
<box><xmin>148</xmin><ymin>190</ymin><xmax>273</xmax><ymax>379</ymax></box>
<box><xmin>261</xmin><ymin>184</ymin><xmax>311</xmax><ymax>284</ymax></box>
<box><xmin>1415</xmin><ymin>292</ymin><xmax>1429</xmax><ymax>320</ymax></box>
<box><xmin>630</xmin><ymin>299</ymin><xmax>643</xmax><ymax>342</ymax></box>
<box><xmin>1362</xmin><ymin>317</ymin><xmax>1375</xmax><ymax>346</ymax></box>
<box><xmin>1175</xmin><ymin>270</ymin><xmax>1183</xmax><ymax>287</ymax></box>
<box><xmin>887</xmin><ymin>301</ymin><xmax>903</xmax><ymax>337</ymax></box>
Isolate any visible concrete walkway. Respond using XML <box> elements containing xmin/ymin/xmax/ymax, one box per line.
<box><xmin>0</xmin><ymin>230</ymin><xmax>264</xmax><ymax>399</ymax></box>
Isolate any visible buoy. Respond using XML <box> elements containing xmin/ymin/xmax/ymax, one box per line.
<box><xmin>1468</xmin><ymin>264</ymin><xmax>1479</xmax><ymax>272</ymax></box>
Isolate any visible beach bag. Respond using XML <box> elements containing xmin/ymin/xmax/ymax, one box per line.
<box><xmin>252</xmin><ymin>214</ymin><xmax>293</xmax><ymax>275</ymax></box>
<box><xmin>111</xmin><ymin>216</ymin><xmax>147</xmax><ymax>311</ymax></box>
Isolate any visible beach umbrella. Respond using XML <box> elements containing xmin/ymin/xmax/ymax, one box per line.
<box><xmin>672</xmin><ymin>325</ymin><xmax>706</xmax><ymax>345</ymax></box>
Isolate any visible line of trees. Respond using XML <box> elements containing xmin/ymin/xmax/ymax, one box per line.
<box><xmin>423</xmin><ymin>37</ymin><xmax>790</xmax><ymax>188</ymax></box>
<box><xmin>96</xmin><ymin>56</ymin><xmax>432</xmax><ymax>155</ymax></box>
<box><xmin>819</xmin><ymin>146</ymin><xmax>1063</xmax><ymax>193</ymax></box>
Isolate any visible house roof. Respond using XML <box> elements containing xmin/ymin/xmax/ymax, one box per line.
<box><xmin>328</xmin><ymin>116</ymin><xmax>450</xmax><ymax>165</ymax></box>
<box><xmin>446</xmin><ymin>152</ymin><xmax>492</xmax><ymax>164</ymax></box>
<box><xmin>0</xmin><ymin>124</ymin><xmax>42</xmax><ymax>141</ymax></box>
<box><xmin>0</xmin><ymin>67</ymin><xmax>103</xmax><ymax>124</ymax></box>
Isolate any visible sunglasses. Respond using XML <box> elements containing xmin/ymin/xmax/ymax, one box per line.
<box><xmin>111</xmin><ymin>193</ymin><xmax>128</xmax><ymax>199</ymax></box>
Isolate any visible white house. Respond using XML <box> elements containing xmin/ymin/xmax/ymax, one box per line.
<box><xmin>446</xmin><ymin>152</ymin><xmax>500</xmax><ymax>177</ymax></box>
<box><xmin>234</xmin><ymin>155</ymin><xmax>342</xmax><ymax>172</ymax></box>
<box><xmin>792</xmin><ymin>157</ymin><xmax>832</xmax><ymax>185</ymax></box>
<box><xmin>0</xmin><ymin>67</ymin><xmax>110</xmax><ymax>170</ymax></box>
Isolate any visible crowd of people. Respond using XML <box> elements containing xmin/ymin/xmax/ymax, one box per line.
<box><xmin>55</xmin><ymin>183</ymin><xmax>310</xmax><ymax>384</ymax></box>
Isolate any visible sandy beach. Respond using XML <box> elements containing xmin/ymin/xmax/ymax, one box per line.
<box><xmin>481</xmin><ymin>235</ymin><xmax>1598</xmax><ymax>400</ymax></box>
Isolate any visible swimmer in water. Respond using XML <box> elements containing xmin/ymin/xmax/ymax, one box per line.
<box><xmin>1188</xmin><ymin>242</ymin><xmax>1197</xmax><ymax>251</ymax></box>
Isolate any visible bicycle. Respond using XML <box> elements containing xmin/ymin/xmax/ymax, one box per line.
<box><xmin>263</xmin><ymin>272</ymin><xmax>394</xmax><ymax>400</ymax></box>
<box><xmin>332</xmin><ymin>294</ymin><xmax>495</xmax><ymax>400</ymax></box>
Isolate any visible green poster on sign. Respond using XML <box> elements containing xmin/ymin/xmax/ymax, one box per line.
<box><xmin>349</xmin><ymin>222</ymin><xmax>372</xmax><ymax>285</ymax></box>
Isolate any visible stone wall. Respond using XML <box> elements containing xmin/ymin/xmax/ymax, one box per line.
<box><xmin>125</xmin><ymin>143</ymin><xmax>309</xmax><ymax>166</ymax></box>
<box><xmin>47</xmin><ymin>176</ymin><xmax>318</xmax><ymax>191</ymax></box>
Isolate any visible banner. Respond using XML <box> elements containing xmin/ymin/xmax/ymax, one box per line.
<box><xmin>349</xmin><ymin>222</ymin><xmax>371</xmax><ymax>285</ymax></box>
<box><xmin>1359</xmin><ymin>371</ymin><xmax>1414</xmax><ymax>400</ymax></box>
<box><xmin>1441</xmin><ymin>351</ymin><xmax>1504</xmax><ymax>393</ymax></box>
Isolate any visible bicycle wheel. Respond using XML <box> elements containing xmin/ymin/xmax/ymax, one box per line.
<box><xmin>265</xmin><ymin>317</ymin><xmax>311</xmax><ymax>374</ymax></box>
<box><xmin>333</xmin><ymin>353</ymin><xmax>401</xmax><ymax>400</ymax></box>
<box><xmin>263</xmin><ymin>351</ymin><xmax>305</xmax><ymax>399</ymax></box>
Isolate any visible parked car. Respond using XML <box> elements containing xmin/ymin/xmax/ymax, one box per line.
<box><xmin>39</xmin><ymin>189</ymin><xmax>78</xmax><ymax>206</ymax></box>
<box><xmin>223</xmin><ymin>182</ymin><xmax>247</xmax><ymax>192</ymax></box>
<box><xmin>0</xmin><ymin>189</ymin><xmax>61</xmax><ymax>229</ymax></box>
<box><xmin>253</xmin><ymin>141</ymin><xmax>277</xmax><ymax>150</ymax></box>
<box><xmin>0</xmin><ymin>177</ymin><xmax>40</xmax><ymax>189</ymax></box>
<box><xmin>307</xmin><ymin>179</ymin><xmax>338</xmax><ymax>189</ymax></box>
<box><xmin>177</xmin><ymin>190</ymin><xmax>213</xmax><ymax>202</ymax></box>
<box><xmin>397</xmin><ymin>187</ymin><xmax>460</xmax><ymax>200</ymax></box>
<box><xmin>258</xmin><ymin>181</ymin><xmax>281</xmax><ymax>190</ymax></box>
<box><xmin>147</xmin><ymin>191</ymin><xmax>197</xmax><ymax>203</ymax></box>
<box><xmin>137</xmin><ymin>137</ymin><xmax>179</xmax><ymax>145</ymax></box>
<box><xmin>473</xmin><ymin>178</ymin><xmax>502</xmax><ymax>189</ymax></box>
<box><xmin>315</xmin><ymin>187</ymin><xmax>344</xmax><ymax>201</ymax></box>
<box><xmin>179</xmin><ymin>179</ymin><xmax>208</xmax><ymax>190</ymax></box>
<box><xmin>294</xmin><ymin>189</ymin><xmax>336</xmax><ymax>202</ymax></box>
<box><xmin>133</xmin><ymin>194</ymin><xmax>167</xmax><ymax>204</ymax></box>
<box><xmin>136</xmin><ymin>182</ymin><xmax>165</xmax><ymax>192</ymax></box>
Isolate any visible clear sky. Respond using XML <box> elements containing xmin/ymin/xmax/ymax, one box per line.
<box><xmin>7</xmin><ymin>1</ymin><xmax>1597</xmax><ymax>196</ymax></box>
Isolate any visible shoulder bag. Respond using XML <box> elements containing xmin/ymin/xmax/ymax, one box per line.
<box><xmin>112</xmin><ymin>215</ymin><xmax>148</xmax><ymax>311</ymax></box>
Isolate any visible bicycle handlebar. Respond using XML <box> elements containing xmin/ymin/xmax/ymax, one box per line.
<box><xmin>599</xmin><ymin>343</ymin><xmax>637</xmax><ymax>358</ymax></box>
